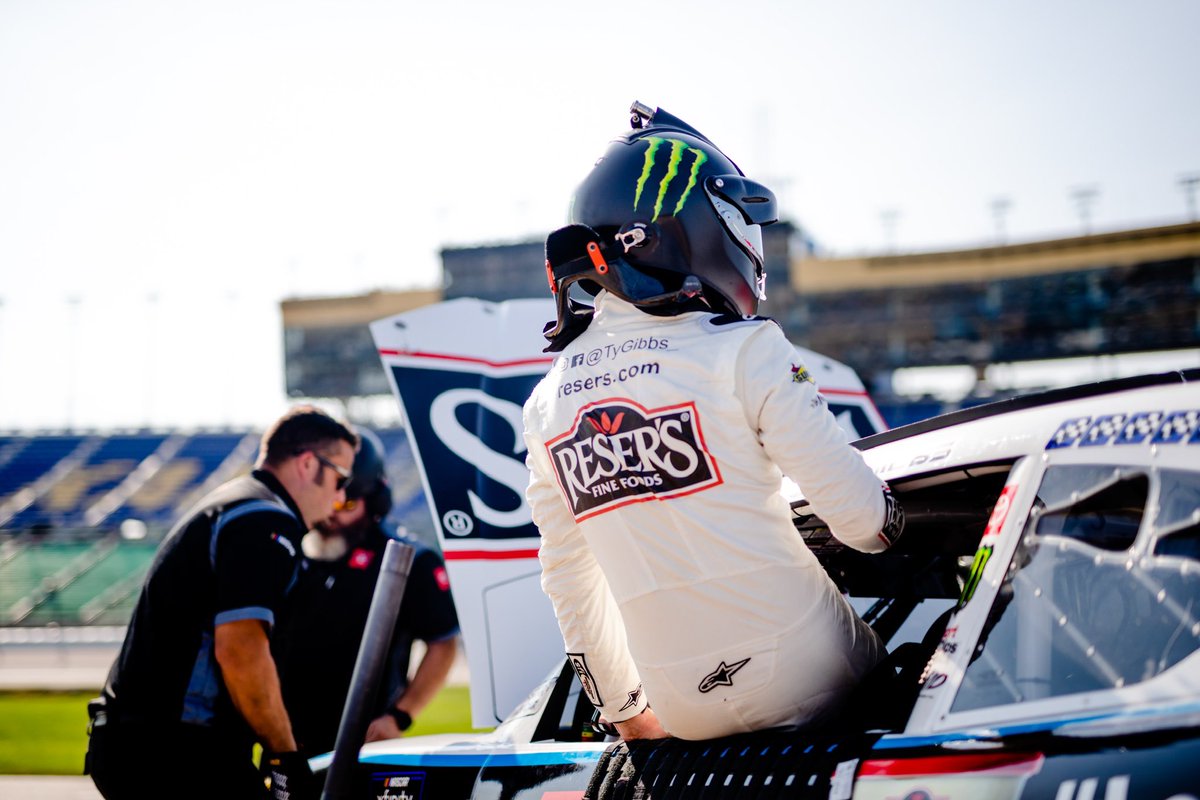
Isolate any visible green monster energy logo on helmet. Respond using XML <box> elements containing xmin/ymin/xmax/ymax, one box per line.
<box><xmin>633</xmin><ymin>137</ymin><xmax>708</xmax><ymax>221</ymax></box>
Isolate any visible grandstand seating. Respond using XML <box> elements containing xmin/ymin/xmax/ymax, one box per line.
<box><xmin>6</xmin><ymin>434</ymin><xmax>168</xmax><ymax>530</ymax></box>
<box><xmin>0</xmin><ymin>428</ymin><xmax>434</xmax><ymax>627</ymax></box>
<box><xmin>0</xmin><ymin>539</ymin><xmax>95</xmax><ymax>623</ymax></box>
<box><xmin>0</xmin><ymin>434</ymin><xmax>88</xmax><ymax>522</ymax></box>
<box><xmin>0</xmin><ymin>428</ymin><xmax>433</xmax><ymax>534</ymax></box>
<box><xmin>786</xmin><ymin>257</ymin><xmax>1200</xmax><ymax>381</ymax></box>
<box><xmin>0</xmin><ymin>538</ymin><xmax>159</xmax><ymax>627</ymax></box>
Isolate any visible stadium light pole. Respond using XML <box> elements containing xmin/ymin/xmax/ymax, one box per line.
<box><xmin>144</xmin><ymin>292</ymin><xmax>159</xmax><ymax>428</ymax></box>
<box><xmin>880</xmin><ymin>208</ymin><xmax>900</xmax><ymax>253</ymax></box>
<box><xmin>1180</xmin><ymin>174</ymin><xmax>1200</xmax><ymax>222</ymax></box>
<box><xmin>991</xmin><ymin>197</ymin><xmax>1012</xmax><ymax>245</ymax></box>
<box><xmin>66</xmin><ymin>294</ymin><xmax>82</xmax><ymax>430</ymax></box>
<box><xmin>1071</xmin><ymin>186</ymin><xmax>1100</xmax><ymax>236</ymax></box>
<box><xmin>0</xmin><ymin>296</ymin><xmax>5</xmax><ymax>421</ymax></box>
<box><xmin>222</xmin><ymin>290</ymin><xmax>238</xmax><ymax>426</ymax></box>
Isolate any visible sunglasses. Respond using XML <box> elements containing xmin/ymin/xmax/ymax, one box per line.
<box><xmin>335</xmin><ymin>497</ymin><xmax>360</xmax><ymax>512</ymax></box>
<box><xmin>312</xmin><ymin>452</ymin><xmax>353</xmax><ymax>491</ymax></box>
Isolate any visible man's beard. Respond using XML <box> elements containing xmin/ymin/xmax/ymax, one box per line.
<box><xmin>302</xmin><ymin>530</ymin><xmax>348</xmax><ymax>561</ymax></box>
<box><xmin>305</xmin><ymin>513</ymin><xmax>371</xmax><ymax>560</ymax></box>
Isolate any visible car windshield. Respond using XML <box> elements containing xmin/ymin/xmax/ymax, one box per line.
<box><xmin>952</xmin><ymin>465</ymin><xmax>1200</xmax><ymax>712</ymax></box>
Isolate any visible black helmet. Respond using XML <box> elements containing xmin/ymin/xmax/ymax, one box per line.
<box><xmin>543</xmin><ymin>101</ymin><xmax>778</xmax><ymax>351</ymax></box>
<box><xmin>344</xmin><ymin>428</ymin><xmax>393</xmax><ymax>520</ymax></box>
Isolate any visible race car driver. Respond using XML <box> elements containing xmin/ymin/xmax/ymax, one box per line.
<box><xmin>277</xmin><ymin>428</ymin><xmax>460</xmax><ymax>758</ymax></box>
<box><xmin>523</xmin><ymin>102</ymin><xmax>905</xmax><ymax>742</ymax></box>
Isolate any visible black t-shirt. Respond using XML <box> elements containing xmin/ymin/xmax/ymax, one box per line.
<box><xmin>102</xmin><ymin>471</ymin><xmax>305</xmax><ymax>748</ymax></box>
<box><xmin>277</xmin><ymin>523</ymin><xmax>459</xmax><ymax>756</ymax></box>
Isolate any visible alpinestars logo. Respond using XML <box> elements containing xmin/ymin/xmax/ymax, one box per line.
<box><xmin>547</xmin><ymin>398</ymin><xmax>722</xmax><ymax>521</ymax></box>
<box><xmin>634</xmin><ymin>137</ymin><xmax>708</xmax><ymax>222</ymax></box>
<box><xmin>617</xmin><ymin>684</ymin><xmax>643</xmax><ymax>713</ymax></box>
<box><xmin>698</xmin><ymin>657</ymin><xmax>750</xmax><ymax>693</ymax></box>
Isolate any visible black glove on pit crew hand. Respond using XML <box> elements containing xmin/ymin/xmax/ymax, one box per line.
<box><xmin>262</xmin><ymin>750</ymin><xmax>317</xmax><ymax>800</ymax></box>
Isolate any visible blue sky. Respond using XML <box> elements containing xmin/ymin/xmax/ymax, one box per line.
<box><xmin>2</xmin><ymin>0</ymin><xmax>1198</xmax><ymax>429</ymax></box>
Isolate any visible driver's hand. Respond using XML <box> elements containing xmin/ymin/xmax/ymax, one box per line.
<box><xmin>614</xmin><ymin>708</ymin><xmax>670</xmax><ymax>741</ymax></box>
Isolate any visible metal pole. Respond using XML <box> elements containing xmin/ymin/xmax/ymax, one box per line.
<box><xmin>991</xmin><ymin>196</ymin><xmax>1011</xmax><ymax>245</ymax></box>
<box><xmin>1180</xmin><ymin>174</ymin><xmax>1200</xmax><ymax>222</ymax></box>
<box><xmin>1070</xmin><ymin>186</ymin><xmax>1099</xmax><ymax>236</ymax></box>
<box><xmin>880</xmin><ymin>208</ymin><xmax>900</xmax><ymax>253</ymax></box>
<box><xmin>321</xmin><ymin>539</ymin><xmax>415</xmax><ymax>800</ymax></box>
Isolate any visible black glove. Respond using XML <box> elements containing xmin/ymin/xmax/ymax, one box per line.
<box><xmin>879</xmin><ymin>485</ymin><xmax>905</xmax><ymax>548</ymax></box>
<box><xmin>262</xmin><ymin>750</ymin><xmax>317</xmax><ymax>800</ymax></box>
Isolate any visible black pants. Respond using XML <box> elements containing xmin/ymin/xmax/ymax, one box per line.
<box><xmin>86</xmin><ymin>719</ymin><xmax>267</xmax><ymax>799</ymax></box>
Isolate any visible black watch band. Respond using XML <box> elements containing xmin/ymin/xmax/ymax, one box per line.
<box><xmin>387</xmin><ymin>708</ymin><xmax>413</xmax><ymax>732</ymax></box>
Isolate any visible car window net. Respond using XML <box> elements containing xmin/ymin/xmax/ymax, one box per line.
<box><xmin>952</xmin><ymin>466</ymin><xmax>1200</xmax><ymax>713</ymax></box>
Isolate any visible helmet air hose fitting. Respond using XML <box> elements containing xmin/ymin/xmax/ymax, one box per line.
<box><xmin>616</xmin><ymin>221</ymin><xmax>656</xmax><ymax>255</ymax></box>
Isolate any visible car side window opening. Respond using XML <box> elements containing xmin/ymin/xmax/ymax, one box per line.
<box><xmin>794</xmin><ymin>465</ymin><xmax>1012</xmax><ymax>731</ymax></box>
<box><xmin>952</xmin><ymin>465</ymin><xmax>1200</xmax><ymax>713</ymax></box>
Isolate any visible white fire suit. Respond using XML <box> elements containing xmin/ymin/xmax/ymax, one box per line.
<box><xmin>523</xmin><ymin>292</ymin><xmax>893</xmax><ymax>740</ymax></box>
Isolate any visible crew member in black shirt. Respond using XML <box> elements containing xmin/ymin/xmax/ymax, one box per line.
<box><xmin>278</xmin><ymin>428</ymin><xmax>460</xmax><ymax>757</ymax></box>
<box><xmin>86</xmin><ymin>406</ymin><xmax>357</xmax><ymax>800</ymax></box>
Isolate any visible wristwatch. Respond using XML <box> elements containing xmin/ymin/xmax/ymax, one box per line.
<box><xmin>386</xmin><ymin>707</ymin><xmax>413</xmax><ymax>732</ymax></box>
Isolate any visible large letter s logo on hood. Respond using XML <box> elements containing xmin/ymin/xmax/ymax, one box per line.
<box><xmin>429</xmin><ymin>388</ymin><xmax>530</xmax><ymax>529</ymax></box>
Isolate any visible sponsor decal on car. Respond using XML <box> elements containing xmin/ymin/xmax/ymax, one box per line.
<box><xmin>959</xmin><ymin>483</ymin><xmax>1017</xmax><ymax>607</ymax></box>
<box><xmin>546</xmin><ymin>398</ymin><xmax>722</xmax><ymax>521</ymax></box>
<box><xmin>373</xmin><ymin>770</ymin><xmax>426</xmax><ymax>800</ymax></box>
<box><xmin>856</xmin><ymin>752</ymin><xmax>1045</xmax><ymax>800</ymax></box>
<box><xmin>1046</xmin><ymin>409</ymin><xmax>1200</xmax><ymax>449</ymax></box>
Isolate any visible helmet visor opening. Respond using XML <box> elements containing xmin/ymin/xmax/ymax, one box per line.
<box><xmin>704</xmin><ymin>175</ymin><xmax>777</xmax><ymax>268</ymax></box>
<box><xmin>705</xmin><ymin>175</ymin><xmax>778</xmax><ymax>225</ymax></box>
<box><xmin>708</xmin><ymin>192</ymin><xmax>765</xmax><ymax>265</ymax></box>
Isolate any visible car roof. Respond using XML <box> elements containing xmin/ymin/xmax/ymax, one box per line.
<box><xmin>857</xmin><ymin>368</ymin><xmax>1199</xmax><ymax>451</ymax></box>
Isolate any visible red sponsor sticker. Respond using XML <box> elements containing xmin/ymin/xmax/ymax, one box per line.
<box><xmin>434</xmin><ymin>565</ymin><xmax>450</xmax><ymax>591</ymax></box>
<box><xmin>348</xmin><ymin>548</ymin><xmax>376</xmax><ymax>570</ymax></box>
<box><xmin>982</xmin><ymin>483</ymin><xmax>1018</xmax><ymax>544</ymax></box>
<box><xmin>859</xmin><ymin>751</ymin><xmax>1044</xmax><ymax>777</ymax></box>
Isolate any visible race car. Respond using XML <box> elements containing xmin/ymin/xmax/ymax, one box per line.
<box><xmin>328</xmin><ymin>299</ymin><xmax>1200</xmax><ymax>799</ymax></box>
